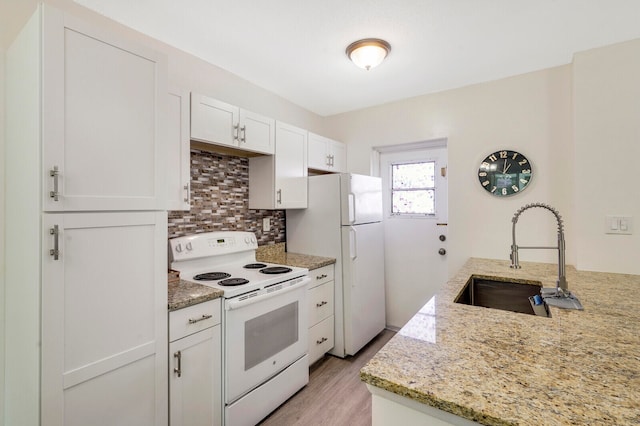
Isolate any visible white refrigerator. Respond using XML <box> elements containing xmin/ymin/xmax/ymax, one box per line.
<box><xmin>286</xmin><ymin>173</ymin><xmax>386</xmax><ymax>357</ymax></box>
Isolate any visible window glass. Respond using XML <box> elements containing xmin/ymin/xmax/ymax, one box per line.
<box><xmin>391</xmin><ymin>161</ymin><xmax>436</xmax><ymax>215</ymax></box>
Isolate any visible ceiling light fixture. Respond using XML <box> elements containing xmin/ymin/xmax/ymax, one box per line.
<box><xmin>346</xmin><ymin>38</ymin><xmax>391</xmax><ymax>70</ymax></box>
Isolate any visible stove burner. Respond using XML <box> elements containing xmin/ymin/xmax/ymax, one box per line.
<box><xmin>244</xmin><ymin>263</ymin><xmax>268</xmax><ymax>269</ymax></box>
<box><xmin>260</xmin><ymin>266</ymin><xmax>293</xmax><ymax>275</ymax></box>
<box><xmin>219</xmin><ymin>278</ymin><xmax>250</xmax><ymax>286</ymax></box>
<box><xmin>193</xmin><ymin>272</ymin><xmax>231</xmax><ymax>281</ymax></box>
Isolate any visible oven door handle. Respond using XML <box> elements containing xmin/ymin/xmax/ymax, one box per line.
<box><xmin>226</xmin><ymin>277</ymin><xmax>310</xmax><ymax>310</ymax></box>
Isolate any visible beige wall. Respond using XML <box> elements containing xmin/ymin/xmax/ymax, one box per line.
<box><xmin>574</xmin><ymin>39</ymin><xmax>640</xmax><ymax>274</ymax></box>
<box><xmin>1</xmin><ymin>45</ymin><xmax>6</xmax><ymax>426</ymax></box>
<box><xmin>324</xmin><ymin>66</ymin><xmax>574</xmax><ymax>277</ymax></box>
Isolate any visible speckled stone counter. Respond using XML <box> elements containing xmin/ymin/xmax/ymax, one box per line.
<box><xmin>168</xmin><ymin>279</ymin><xmax>223</xmax><ymax>311</ymax></box>
<box><xmin>361</xmin><ymin>258</ymin><xmax>640</xmax><ymax>425</ymax></box>
<box><xmin>256</xmin><ymin>243</ymin><xmax>335</xmax><ymax>270</ymax></box>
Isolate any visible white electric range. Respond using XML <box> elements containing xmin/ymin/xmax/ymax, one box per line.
<box><xmin>169</xmin><ymin>231</ymin><xmax>310</xmax><ymax>426</ymax></box>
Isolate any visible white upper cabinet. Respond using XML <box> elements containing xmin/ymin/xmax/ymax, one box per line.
<box><xmin>249</xmin><ymin>121</ymin><xmax>308</xmax><ymax>209</ymax></box>
<box><xmin>191</xmin><ymin>93</ymin><xmax>275</xmax><ymax>155</ymax></box>
<box><xmin>190</xmin><ymin>94</ymin><xmax>239</xmax><ymax>148</ymax></box>
<box><xmin>308</xmin><ymin>132</ymin><xmax>347</xmax><ymax>173</ymax></box>
<box><xmin>239</xmin><ymin>109</ymin><xmax>276</xmax><ymax>154</ymax></box>
<box><xmin>42</xmin><ymin>8</ymin><xmax>167</xmax><ymax>212</ymax></box>
<box><xmin>167</xmin><ymin>88</ymin><xmax>191</xmax><ymax>211</ymax></box>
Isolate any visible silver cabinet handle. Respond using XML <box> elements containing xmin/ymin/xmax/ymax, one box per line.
<box><xmin>240</xmin><ymin>125</ymin><xmax>246</xmax><ymax>143</ymax></box>
<box><xmin>188</xmin><ymin>314</ymin><xmax>212</xmax><ymax>324</ymax></box>
<box><xmin>315</xmin><ymin>274</ymin><xmax>327</xmax><ymax>280</ymax></box>
<box><xmin>49</xmin><ymin>166</ymin><xmax>60</xmax><ymax>201</ymax></box>
<box><xmin>49</xmin><ymin>225</ymin><xmax>60</xmax><ymax>260</ymax></box>
<box><xmin>233</xmin><ymin>124</ymin><xmax>239</xmax><ymax>142</ymax></box>
<box><xmin>174</xmin><ymin>351</ymin><xmax>182</xmax><ymax>377</ymax></box>
<box><xmin>183</xmin><ymin>184</ymin><xmax>189</xmax><ymax>203</ymax></box>
<box><xmin>316</xmin><ymin>301</ymin><xmax>328</xmax><ymax>308</ymax></box>
<box><xmin>316</xmin><ymin>337</ymin><xmax>328</xmax><ymax>345</ymax></box>
<box><xmin>276</xmin><ymin>189</ymin><xmax>282</xmax><ymax>205</ymax></box>
<box><xmin>329</xmin><ymin>155</ymin><xmax>334</xmax><ymax>167</ymax></box>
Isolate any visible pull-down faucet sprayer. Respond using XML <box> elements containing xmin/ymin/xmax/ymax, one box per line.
<box><xmin>510</xmin><ymin>203</ymin><xmax>567</xmax><ymax>292</ymax></box>
<box><xmin>510</xmin><ymin>203</ymin><xmax>583</xmax><ymax>310</ymax></box>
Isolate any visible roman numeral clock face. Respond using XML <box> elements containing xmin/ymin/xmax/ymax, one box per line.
<box><xmin>478</xmin><ymin>150</ymin><xmax>532</xmax><ymax>197</ymax></box>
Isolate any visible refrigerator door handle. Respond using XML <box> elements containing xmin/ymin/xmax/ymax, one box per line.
<box><xmin>348</xmin><ymin>192</ymin><xmax>356</xmax><ymax>224</ymax></box>
<box><xmin>349</xmin><ymin>226</ymin><xmax>358</xmax><ymax>261</ymax></box>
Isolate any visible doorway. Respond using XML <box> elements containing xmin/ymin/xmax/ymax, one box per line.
<box><xmin>375</xmin><ymin>140</ymin><xmax>448</xmax><ymax>329</ymax></box>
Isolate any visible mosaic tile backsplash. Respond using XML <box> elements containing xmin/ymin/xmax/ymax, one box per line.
<box><xmin>168</xmin><ymin>149</ymin><xmax>286</xmax><ymax>245</ymax></box>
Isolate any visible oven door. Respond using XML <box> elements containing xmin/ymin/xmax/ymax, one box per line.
<box><xmin>224</xmin><ymin>276</ymin><xmax>309</xmax><ymax>403</ymax></box>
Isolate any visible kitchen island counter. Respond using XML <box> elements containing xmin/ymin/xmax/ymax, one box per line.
<box><xmin>360</xmin><ymin>258</ymin><xmax>640</xmax><ymax>425</ymax></box>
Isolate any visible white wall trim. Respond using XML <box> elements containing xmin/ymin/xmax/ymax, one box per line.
<box><xmin>371</xmin><ymin>137</ymin><xmax>448</xmax><ymax>177</ymax></box>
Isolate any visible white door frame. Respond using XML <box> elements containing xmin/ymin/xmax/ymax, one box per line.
<box><xmin>372</xmin><ymin>138</ymin><xmax>448</xmax><ymax>329</ymax></box>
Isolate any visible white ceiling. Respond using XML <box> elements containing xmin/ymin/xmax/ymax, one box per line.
<box><xmin>73</xmin><ymin>0</ymin><xmax>640</xmax><ymax>116</ymax></box>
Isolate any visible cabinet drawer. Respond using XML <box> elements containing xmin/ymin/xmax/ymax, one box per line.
<box><xmin>308</xmin><ymin>315</ymin><xmax>334</xmax><ymax>365</ymax></box>
<box><xmin>308</xmin><ymin>281</ymin><xmax>334</xmax><ymax>326</ymax></box>
<box><xmin>170</xmin><ymin>299</ymin><xmax>221</xmax><ymax>342</ymax></box>
<box><xmin>308</xmin><ymin>264</ymin><xmax>334</xmax><ymax>288</ymax></box>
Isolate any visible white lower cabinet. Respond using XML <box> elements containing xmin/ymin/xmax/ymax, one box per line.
<box><xmin>169</xmin><ymin>299</ymin><xmax>222</xmax><ymax>426</ymax></box>
<box><xmin>40</xmin><ymin>212</ymin><xmax>168</xmax><ymax>426</ymax></box>
<box><xmin>307</xmin><ymin>264</ymin><xmax>335</xmax><ymax>365</ymax></box>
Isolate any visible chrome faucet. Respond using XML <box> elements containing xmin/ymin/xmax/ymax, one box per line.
<box><xmin>510</xmin><ymin>203</ymin><xmax>582</xmax><ymax>310</ymax></box>
<box><xmin>510</xmin><ymin>203</ymin><xmax>568</xmax><ymax>294</ymax></box>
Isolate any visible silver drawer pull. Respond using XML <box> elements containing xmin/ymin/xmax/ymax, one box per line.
<box><xmin>188</xmin><ymin>314</ymin><xmax>212</xmax><ymax>324</ymax></box>
<box><xmin>49</xmin><ymin>166</ymin><xmax>60</xmax><ymax>201</ymax></box>
<box><xmin>316</xmin><ymin>301</ymin><xmax>328</xmax><ymax>308</ymax></box>
<box><xmin>174</xmin><ymin>351</ymin><xmax>182</xmax><ymax>377</ymax></box>
<box><xmin>315</xmin><ymin>274</ymin><xmax>328</xmax><ymax>280</ymax></box>
<box><xmin>49</xmin><ymin>225</ymin><xmax>60</xmax><ymax>260</ymax></box>
<box><xmin>316</xmin><ymin>337</ymin><xmax>328</xmax><ymax>345</ymax></box>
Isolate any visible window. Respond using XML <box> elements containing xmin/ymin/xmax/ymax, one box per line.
<box><xmin>390</xmin><ymin>161</ymin><xmax>436</xmax><ymax>215</ymax></box>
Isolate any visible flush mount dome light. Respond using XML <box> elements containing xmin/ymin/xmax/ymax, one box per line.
<box><xmin>346</xmin><ymin>38</ymin><xmax>391</xmax><ymax>70</ymax></box>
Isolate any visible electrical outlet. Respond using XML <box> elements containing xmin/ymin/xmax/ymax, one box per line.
<box><xmin>605</xmin><ymin>215</ymin><xmax>633</xmax><ymax>235</ymax></box>
<box><xmin>263</xmin><ymin>217</ymin><xmax>271</xmax><ymax>232</ymax></box>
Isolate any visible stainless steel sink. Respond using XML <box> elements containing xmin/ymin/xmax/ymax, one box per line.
<box><xmin>455</xmin><ymin>275</ymin><xmax>550</xmax><ymax>317</ymax></box>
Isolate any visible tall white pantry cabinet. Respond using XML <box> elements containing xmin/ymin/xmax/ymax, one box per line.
<box><xmin>5</xmin><ymin>5</ymin><xmax>168</xmax><ymax>426</ymax></box>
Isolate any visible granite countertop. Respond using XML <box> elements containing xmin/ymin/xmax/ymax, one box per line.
<box><xmin>256</xmin><ymin>243</ymin><xmax>336</xmax><ymax>270</ymax></box>
<box><xmin>168</xmin><ymin>279</ymin><xmax>223</xmax><ymax>312</ymax></box>
<box><xmin>360</xmin><ymin>258</ymin><xmax>640</xmax><ymax>425</ymax></box>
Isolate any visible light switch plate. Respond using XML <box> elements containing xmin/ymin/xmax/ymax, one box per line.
<box><xmin>605</xmin><ymin>215</ymin><xmax>633</xmax><ymax>235</ymax></box>
<box><xmin>263</xmin><ymin>217</ymin><xmax>271</xmax><ymax>232</ymax></box>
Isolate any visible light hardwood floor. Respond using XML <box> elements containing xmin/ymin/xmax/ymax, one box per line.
<box><xmin>259</xmin><ymin>329</ymin><xmax>396</xmax><ymax>426</ymax></box>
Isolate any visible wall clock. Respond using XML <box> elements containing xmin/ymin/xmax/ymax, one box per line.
<box><xmin>478</xmin><ymin>150</ymin><xmax>532</xmax><ymax>197</ymax></box>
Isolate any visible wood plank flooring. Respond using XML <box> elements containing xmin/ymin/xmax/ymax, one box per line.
<box><xmin>259</xmin><ymin>329</ymin><xmax>396</xmax><ymax>426</ymax></box>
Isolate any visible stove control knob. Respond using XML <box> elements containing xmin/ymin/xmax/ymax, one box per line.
<box><xmin>251</xmin><ymin>236</ymin><xmax>256</xmax><ymax>244</ymax></box>
<box><xmin>175</xmin><ymin>244</ymin><xmax>182</xmax><ymax>253</ymax></box>
<box><xmin>185</xmin><ymin>242</ymin><xmax>193</xmax><ymax>251</ymax></box>
<box><xmin>244</xmin><ymin>236</ymin><xmax>250</xmax><ymax>244</ymax></box>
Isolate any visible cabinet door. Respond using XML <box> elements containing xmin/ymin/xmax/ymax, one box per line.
<box><xmin>307</xmin><ymin>132</ymin><xmax>329</xmax><ymax>171</ymax></box>
<box><xmin>275</xmin><ymin>122</ymin><xmax>308</xmax><ymax>208</ymax></box>
<box><xmin>329</xmin><ymin>140</ymin><xmax>347</xmax><ymax>173</ymax></box>
<box><xmin>190</xmin><ymin>93</ymin><xmax>239</xmax><ymax>148</ymax></box>
<box><xmin>41</xmin><ymin>211</ymin><xmax>168</xmax><ymax>426</ymax></box>
<box><xmin>42</xmin><ymin>7</ymin><xmax>167</xmax><ymax>212</ymax></box>
<box><xmin>169</xmin><ymin>325</ymin><xmax>222</xmax><ymax>426</ymax></box>
<box><xmin>167</xmin><ymin>88</ymin><xmax>191</xmax><ymax>211</ymax></box>
<box><xmin>239</xmin><ymin>109</ymin><xmax>275</xmax><ymax>155</ymax></box>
